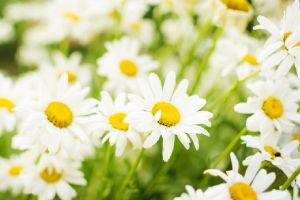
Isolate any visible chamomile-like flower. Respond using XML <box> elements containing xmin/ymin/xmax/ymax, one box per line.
<box><xmin>40</xmin><ymin>51</ymin><xmax>91</xmax><ymax>86</ymax></box>
<box><xmin>234</xmin><ymin>79</ymin><xmax>300</xmax><ymax>134</ymax></box>
<box><xmin>174</xmin><ymin>185</ymin><xmax>206</xmax><ymax>200</ymax></box>
<box><xmin>255</xmin><ymin>0</ymin><xmax>300</xmax><ymax>79</ymax></box>
<box><xmin>97</xmin><ymin>37</ymin><xmax>159</xmax><ymax>93</ymax></box>
<box><xmin>205</xmin><ymin>153</ymin><xmax>291</xmax><ymax>200</ymax></box>
<box><xmin>89</xmin><ymin>91</ymin><xmax>142</xmax><ymax>156</ymax></box>
<box><xmin>242</xmin><ymin>134</ymin><xmax>300</xmax><ymax>177</ymax></box>
<box><xmin>0</xmin><ymin>74</ymin><xmax>22</xmax><ymax>133</ymax></box>
<box><xmin>13</xmin><ymin>74</ymin><xmax>98</xmax><ymax>156</ymax></box>
<box><xmin>0</xmin><ymin>154</ymin><xmax>32</xmax><ymax>194</ymax></box>
<box><xmin>126</xmin><ymin>72</ymin><xmax>213</xmax><ymax>161</ymax></box>
<box><xmin>23</xmin><ymin>154</ymin><xmax>86</xmax><ymax>200</ymax></box>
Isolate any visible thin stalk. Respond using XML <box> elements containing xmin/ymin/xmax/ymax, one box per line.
<box><xmin>177</xmin><ymin>22</ymin><xmax>212</xmax><ymax>80</ymax></box>
<box><xmin>280</xmin><ymin>166</ymin><xmax>300</xmax><ymax>190</ymax></box>
<box><xmin>199</xmin><ymin>127</ymin><xmax>247</xmax><ymax>187</ymax></box>
<box><xmin>115</xmin><ymin>148</ymin><xmax>145</xmax><ymax>200</ymax></box>
<box><xmin>207</xmin><ymin>70</ymin><xmax>261</xmax><ymax>111</ymax></box>
<box><xmin>189</xmin><ymin>27</ymin><xmax>223</xmax><ymax>94</ymax></box>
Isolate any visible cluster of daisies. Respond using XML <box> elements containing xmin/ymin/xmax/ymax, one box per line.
<box><xmin>0</xmin><ymin>0</ymin><xmax>300</xmax><ymax>200</ymax></box>
<box><xmin>176</xmin><ymin>1</ymin><xmax>300</xmax><ymax>200</ymax></box>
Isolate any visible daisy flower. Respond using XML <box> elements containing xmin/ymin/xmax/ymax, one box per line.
<box><xmin>40</xmin><ymin>51</ymin><xmax>91</xmax><ymax>86</ymax></box>
<box><xmin>205</xmin><ymin>153</ymin><xmax>291</xmax><ymax>200</ymax></box>
<box><xmin>97</xmin><ymin>37</ymin><xmax>159</xmax><ymax>93</ymax></box>
<box><xmin>23</xmin><ymin>153</ymin><xmax>86</xmax><ymax>200</ymax></box>
<box><xmin>126</xmin><ymin>72</ymin><xmax>213</xmax><ymax>161</ymax></box>
<box><xmin>88</xmin><ymin>91</ymin><xmax>142</xmax><ymax>156</ymax></box>
<box><xmin>174</xmin><ymin>185</ymin><xmax>206</xmax><ymax>200</ymax></box>
<box><xmin>0</xmin><ymin>74</ymin><xmax>22</xmax><ymax>133</ymax></box>
<box><xmin>242</xmin><ymin>134</ymin><xmax>300</xmax><ymax>177</ymax></box>
<box><xmin>255</xmin><ymin>0</ymin><xmax>300</xmax><ymax>79</ymax></box>
<box><xmin>234</xmin><ymin>79</ymin><xmax>300</xmax><ymax>135</ymax></box>
<box><xmin>0</xmin><ymin>153</ymin><xmax>32</xmax><ymax>194</ymax></box>
<box><xmin>13</xmin><ymin>73</ymin><xmax>98</xmax><ymax>156</ymax></box>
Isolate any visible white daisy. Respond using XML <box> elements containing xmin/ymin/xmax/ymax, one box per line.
<box><xmin>88</xmin><ymin>91</ymin><xmax>143</xmax><ymax>156</ymax></box>
<box><xmin>126</xmin><ymin>72</ymin><xmax>213</xmax><ymax>161</ymax></box>
<box><xmin>23</xmin><ymin>153</ymin><xmax>86</xmax><ymax>200</ymax></box>
<box><xmin>13</xmin><ymin>73</ymin><xmax>98</xmax><ymax>157</ymax></box>
<box><xmin>205</xmin><ymin>152</ymin><xmax>291</xmax><ymax>200</ymax></box>
<box><xmin>255</xmin><ymin>0</ymin><xmax>300</xmax><ymax>79</ymax></box>
<box><xmin>40</xmin><ymin>51</ymin><xmax>91</xmax><ymax>86</ymax></box>
<box><xmin>97</xmin><ymin>37</ymin><xmax>159</xmax><ymax>93</ymax></box>
<box><xmin>234</xmin><ymin>79</ymin><xmax>300</xmax><ymax>135</ymax></box>
<box><xmin>242</xmin><ymin>134</ymin><xmax>300</xmax><ymax>177</ymax></box>
<box><xmin>0</xmin><ymin>74</ymin><xmax>22</xmax><ymax>133</ymax></box>
<box><xmin>0</xmin><ymin>153</ymin><xmax>32</xmax><ymax>195</ymax></box>
<box><xmin>174</xmin><ymin>185</ymin><xmax>206</xmax><ymax>200</ymax></box>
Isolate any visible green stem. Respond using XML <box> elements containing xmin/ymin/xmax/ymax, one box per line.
<box><xmin>60</xmin><ymin>38</ymin><xmax>69</xmax><ymax>56</ymax></box>
<box><xmin>115</xmin><ymin>148</ymin><xmax>145</xmax><ymax>200</ymax></box>
<box><xmin>207</xmin><ymin>70</ymin><xmax>261</xmax><ymax>111</ymax></box>
<box><xmin>84</xmin><ymin>146</ymin><xmax>111</xmax><ymax>200</ymax></box>
<box><xmin>177</xmin><ymin>22</ymin><xmax>212</xmax><ymax>80</ymax></box>
<box><xmin>280</xmin><ymin>166</ymin><xmax>300</xmax><ymax>190</ymax></box>
<box><xmin>199</xmin><ymin>127</ymin><xmax>247</xmax><ymax>187</ymax></box>
<box><xmin>189</xmin><ymin>27</ymin><xmax>223</xmax><ymax>94</ymax></box>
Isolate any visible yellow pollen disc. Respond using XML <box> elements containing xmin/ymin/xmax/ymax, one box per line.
<box><xmin>60</xmin><ymin>71</ymin><xmax>77</xmax><ymax>83</ymax></box>
<box><xmin>242</xmin><ymin>54</ymin><xmax>259</xmax><ymax>66</ymax></box>
<box><xmin>40</xmin><ymin>168</ymin><xmax>62</xmax><ymax>183</ymax></box>
<box><xmin>109</xmin><ymin>112</ymin><xmax>129</xmax><ymax>131</ymax></box>
<box><xmin>63</xmin><ymin>11</ymin><xmax>80</xmax><ymax>23</ymax></box>
<box><xmin>152</xmin><ymin>102</ymin><xmax>180</xmax><ymax>127</ymax></box>
<box><xmin>261</xmin><ymin>96</ymin><xmax>284</xmax><ymax>119</ymax></box>
<box><xmin>119</xmin><ymin>59</ymin><xmax>138</xmax><ymax>77</ymax></box>
<box><xmin>109</xmin><ymin>10</ymin><xmax>119</xmax><ymax>18</ymax></box>
<box><xmin>292</xmin><ymin>133</ymin><xmax>300</xmax><ymax>143</ymax></box>
<box><xmin>221</xmin><ymin>0</ymin><xmax>249</xmax><ymax>12</ymax></box>
<box><xmin>229</xmin><ymin>182</ymin><xmax>258</xmax><ymax>200</ymax></box>
<box><xmin>264</xmin><ymin>145</ymin><xmax>281</xmax><ymax>159</ymax></box>
<box><xmin>8</xmin><ymin>165</ymin><xmax>22</xmax><ymax>176</ymax></box>
<box><xmin>0</xmin><ymin>98</ymin><xmax>15</xmax><ymax>112</ymax></box>
<box><xmin>45</xmin><ymin>102</ymin><xmax>73</xmax><ymax>128</ymax></box>
<box><xmin>130</xmin><ymin>22</ymin><xmax>142</xmax><ymax>31</ymax></box>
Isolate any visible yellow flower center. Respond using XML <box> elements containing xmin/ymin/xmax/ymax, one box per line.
<box><xmin>283</xmin><ymin>32</ymin><xmax>300</xmax><ymax>47</ymax></box>
<box><xmin>45</xmin><ymin>102</ymin><xmax>73</xmax><ymax>128</ymax></box>
<box><xmin>242</xmin><ymin>54</ymin><xmax>259</xmax><ymax>66</ymax></box>
<box><xmin>40</xmin><ymin>168</ymin><xmax>62</xmax><ymax>183</ymax></box>
<box><xmin>221</xmin><ymin>0</ymin><xmax>249</xmax><ymax>12</ymax></box>
<box><xmin>8</xmin><ymin>165</ymin><xmax>22</xmax><ymax>176</ymax></box>
<box><xmin>0</xmin><ymin>98</ymin><xmax>15</xmax><ymax>112</ymax></box>
<box><xmin>292</xmin><ymin>133</ymin><xmax>300</xmax><ymax>143</ymax></box>
<box><xmin>261</xmin><ymin>96</ymin><xmax>284</xmax><ymax>119</ymax></box>
<box><xmin>264</xmin><ymin>145</ymin><xmax>281</xmax><ymax>159</ymax></box>
<box><xmin>60</xmin><ymin>71</ymin><xmax>77</xmax><ymax>83</ymax></box>
<box><xmin>63</xmin><ymin>11</ymin><xmax>80</xmax><ymax>23</ymax></box>
<box><xmin>119</xmin><ymin>59</ymin><xmax>138</xmax><ymax>77</ymax></box>
<box><xmin>229</xmin><ymin>182</ymin><xmax>258</xmax><ymax>200</ymax></box>
<box><xmin>109</xmin><ymin>112</ymin><xmax>129</xmax><ymax>131</ymax></box>
<box><xmin>152</xmin><ymin>102</ymin><xmax>180</xmax><ymax>127</ymax></box>
<box><xmin>130</xmin><ymin>22</ymin><xmax>142</xmax><ymax>31</ymax></box>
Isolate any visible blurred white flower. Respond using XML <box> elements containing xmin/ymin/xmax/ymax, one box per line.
<box><xmin>89</xmin><ymin>91</ymin><xmax>143</xmax><ymax>156</ymax></box>
<box><xmin>205</xmin><ymin>152</ymin><xmax>291</xmax><ymax>200</ymax></box>
<box><xmin>23</xmin><ymin>154</ymin><xmax>86</xmax><ymax>200</ymax></box>
<box><xmin>126</xmin><ymin>72</ymin><xmax>212</xmax><ymax>161</ymax></box>
<box><xmin>255</xmin><ymin>0</ymin><xmax>300</xmax><ymax>79</ymax></box>
<box><xmin>0</xmin><ymin>19</ymin><xmax>14</xmax><ymax>43</ymax></box>
<box><xmin>0</xmin><ymin>74</ymin><xmax>22</xmax><ymax>133</ymax></box>
<box><xmin>97</xmin><ymin>37</ymin><xmax>159</xmax><ymax>93</ymax></box>
<box><xmin>235</xmin><ymin>79</ymin><xmax>300</xmax><ymax>134</ymax></box>
<box><xmin>174</xmin><ymin>185</ymin><xmax>206</xmax><ymax>200</ymax></box>
<box><xmin>40</xmin><ymin>51</ymin><xmax>91</xmax><ymax>86</ymax></box>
